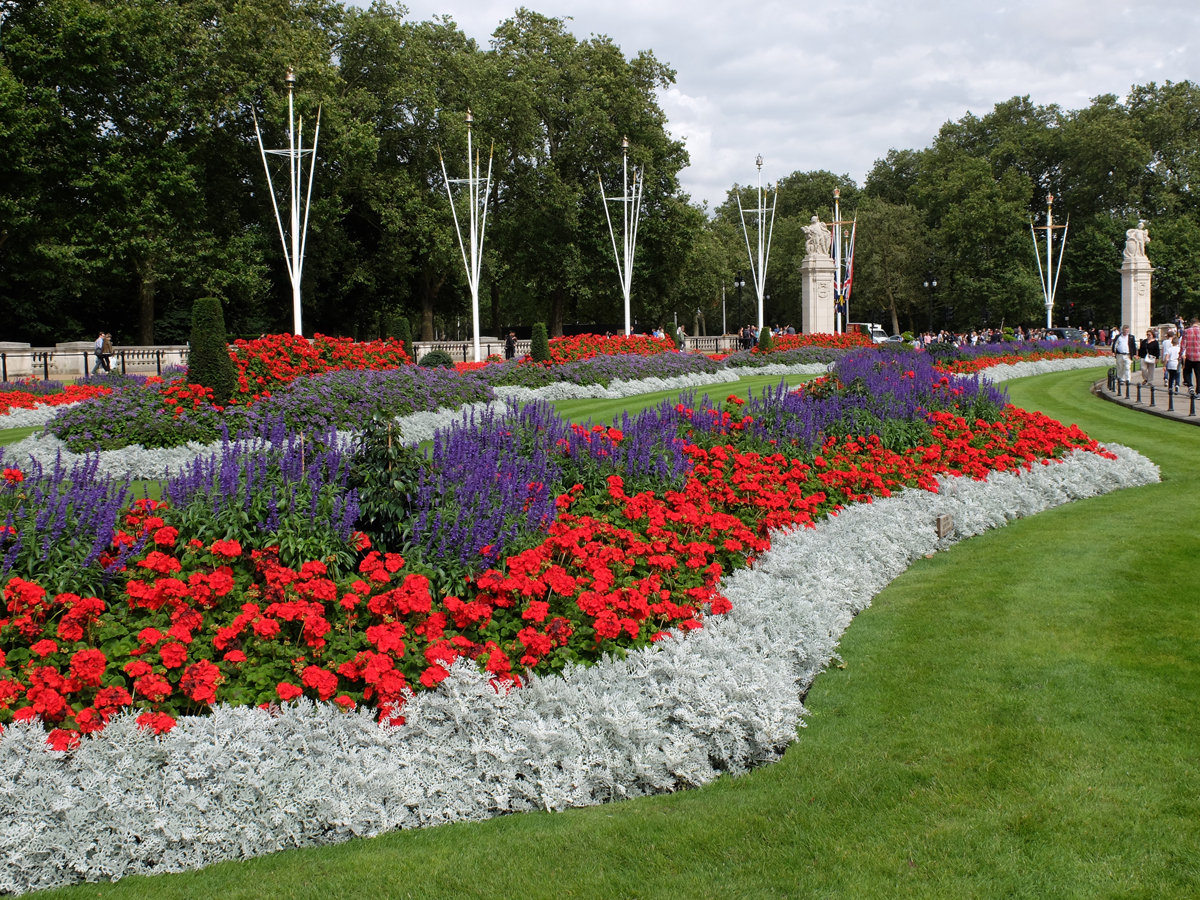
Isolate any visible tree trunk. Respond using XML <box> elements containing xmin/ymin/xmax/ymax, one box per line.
<box><xmin>549</xmin><ymin>286</ymin><xmax>565</xmax><ymax>337</ymax></box>
<box><xmin>888</xmin><ymin>293</ymin><xmax>900</xmax><ymax>336</ymax></box>
<box><xmin>138</xmin><ymin>268</ymin><xmax>157</xmax><ymax>345</ymax></box>
<box><xmin>420</xmin><ymin>268</ymin><xmax>445</xmax><ymax>341</ymax></box>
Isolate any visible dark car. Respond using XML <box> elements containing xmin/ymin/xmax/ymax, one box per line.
<box><xmin>1047</xmin><ymin>327</ymin><xmax>1087</xmax><ymax>343</ymax></box>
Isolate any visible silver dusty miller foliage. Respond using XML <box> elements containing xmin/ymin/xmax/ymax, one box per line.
<box><xmin>0</xmin><ymin>440</ymin><xmax>1159</xmax><ymax>895</ymax></box>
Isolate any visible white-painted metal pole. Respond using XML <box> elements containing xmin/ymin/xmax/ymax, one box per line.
<box><xmin>834</xmin><ymin>189</ymin><xmax>842</xmax><ymax>333</ymax></box>
<box><xmin>738</xmin><ymin>155</ymin><xmax>776</xmax><ymax>331</ymax></box>
<box><xmin>601</xmin><ymin>137</ymin><xmax>642</xmax><ymax>336</ymax></box>
<box><xmin>254</xmin><ymin>68</ymin><xmax>319</xmax><ymax>337</ymax></box>
<box><xmin>441</xmin><ymin>110</ymin><xmax>493</xmax><ymax>362</ymax></box>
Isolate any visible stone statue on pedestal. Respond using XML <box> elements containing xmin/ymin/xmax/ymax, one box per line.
<box><xmin>1123</xmin><ymin>220</ymin><xmax>1150</xmax><ymax>260</ymax></box>
<box><xmin>803</xmin><ymin>216</ymin><xmax>831</xmax><ymax>257</ymax></box>
<box><xmin>1121</xmin><ymin>220</ymin><xmax>1152</xmax><ymax>336</ymax></box>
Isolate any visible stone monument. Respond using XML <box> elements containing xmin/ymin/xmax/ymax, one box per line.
<box><xmin>1121</xmin><ymin>221</ymin><xmax>1152</xmax><ymax>336</ymax></box>
<box><xmin>800</xmin><ymin>216</ymin><xmax>836</xmax><ymax>333</ymax></box>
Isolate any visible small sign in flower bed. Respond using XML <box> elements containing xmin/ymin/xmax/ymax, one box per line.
<box><xmin>1</xmin><ymin>349</ymin><xmax>1117</xmax><ymax>748</ymax></box>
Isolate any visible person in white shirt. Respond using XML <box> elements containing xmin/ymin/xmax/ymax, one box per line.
<box><xmin>1111</xmin><ymin>325</ymin><xmax>1138</xmax><ymax>385</ymax></box>
<box><xmin>91</xmin><ymin>332</ymin><xmax>106</xmax><ymax>375</ymax></box>
<box><xmin>1162</xmin><ymin>331</ymin><xmax>1182</xmax><ymax>393</ymax></box>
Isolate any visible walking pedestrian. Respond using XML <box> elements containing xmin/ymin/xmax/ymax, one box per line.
<box><xmin>1139</xmin><ymin>329</ymin><xmax>1159</xmax><ymax>386</ymax></box>
<box><xmin>91</xmin><ymin>331</ymin><xmax>106</xmax><ymax>375</ymax></box>
<box><xmin>100</xmin><ymin>333</ymin><xmax>113</xmax><ymax>372</ymax></box>
<box><xmin>1162</xmin><ymin>331</ymin><xmax>1182</xmax><ymax>393</ymax></box>
<box><xmin>1182</xmin><ymin>317</ymin><xmax>1200</xmax><ymax>393</ymax></box>
<box><xmin>504</xmin><ymin>331</ymin><xmax>516</xmax><ymax>361</ymax></box>
<box><xmin>1111</xmin><ymin>325</ymin><xmax>1137</xmax><ymax>386</ymax></box>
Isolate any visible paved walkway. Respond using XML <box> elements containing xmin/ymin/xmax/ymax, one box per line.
<box><xmin>1093</xmin><ymin>375</ymin><xmax>1200</xmax><ymax>426</ymax></box>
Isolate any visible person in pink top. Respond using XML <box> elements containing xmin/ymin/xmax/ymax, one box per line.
<box><xmin>1182</xmin><ymin>317</ymin><xmax>1200</xmax><ymax>393</ymax></box>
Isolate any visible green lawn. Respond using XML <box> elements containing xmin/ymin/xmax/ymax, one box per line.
<box><xmin>549</xmin><ymin>371</ymin><xmax>814</xmax><ymax>423</ymax></box>
<box><xmin>0</xmin><ymin>425</ymin><xmax>38</xmax><ymax>447</ymax></box>
<box><xmin>33</xmin><ymin>368</ymin><xmax>1200</xmax><ymax>899</ymax></box>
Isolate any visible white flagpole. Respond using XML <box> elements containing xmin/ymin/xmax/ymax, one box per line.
<box><xmin>441</xmin><ymin>110</ymin><xmax>493</xmax><ymax>362</ymax></box>
<box><xmin>254</xmin><ymin>67</ymin><xmax>319</xmax><ymax>336</ymax></box>
<box><xmin>601</xmin><ymin>136</ymin><xmax>642</xmax><ymax>336</ymax></box>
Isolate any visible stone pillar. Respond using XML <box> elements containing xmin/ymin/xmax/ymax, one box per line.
<box><xmin>800</xmin><ymin>254</ymin><xmax>837</xmax><ymax>334</ymax></box>
<box><xmin>1121</xmin><ymin>255</ymin><xmax>1152</xmax><ymax>337</ymax></box>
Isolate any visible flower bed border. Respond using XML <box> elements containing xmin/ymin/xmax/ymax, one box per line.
<box><xmin>0</xmin><ymin>441</ymin><xmax>1159</xmax><ymax>896</ymax></box>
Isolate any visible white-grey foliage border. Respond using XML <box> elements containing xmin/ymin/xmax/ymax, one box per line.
<box><xmin>0</xmin><ymin>441</ymin><xmax>1159</xmax><ymax>896</ymax></box>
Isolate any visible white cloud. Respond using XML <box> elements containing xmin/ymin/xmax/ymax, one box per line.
<box><xmin>370</xmin><ymin>0</ymin><xmax>1199</xmax><ymax>207</ymax></box>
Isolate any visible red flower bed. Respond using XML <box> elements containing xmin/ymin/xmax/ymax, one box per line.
<box><xmin>228</xmin><ymin>334</ymin><xmax>411</xmax><ymax>404</ymax></box>
<box><xmin>541</xmin><ymin>333</ymin><xmax>676</xmax><ymax>365</ymax></box>
<box><xmin>0</xmin><ymin>397</ymin><xmax>1111</xmax><ymax>747</ymax></box>
<box><xmin>754</xmin><ymin>332</ymin><xmax>873</xmax><ymax>353</ymax></box>
<box><xmin>935</xmin><ymin>348</ymin><xmax>1100</xmax><ymax>375</ymax></box>
<box><xmin>0</xmin><ymin>383</ymin><xmax>114</xmax><ymax>416</ymax></box>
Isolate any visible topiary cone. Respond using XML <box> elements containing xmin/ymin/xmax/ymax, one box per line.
<box><xmin>531</xmin><ymin>322</ymin><xmax>550</xmax><ymax>363</ymax></box>
<box><xmin>189</xmin><ymin>297</ymin><xmax>237</xmax><ymax>405</ymax></box>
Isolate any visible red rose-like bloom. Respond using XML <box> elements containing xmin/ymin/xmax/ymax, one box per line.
<box><xmin>30</xmin><ymin>639</ymin><xmax>57</xmax><ymax>658</ymax></box>
<box><xmin>301</xmin><ymin>665</ymin><xmax>339</xmax><ymax>701</ymax></box>
<box><xmin>159</xmin><ymin>642</ymin><xmax>188</xmax><ymax>668</ymax></box>
<box><xmin>136</xmin><ymin>711</ymin><xmax>176</xmax><ymax>734</ymax></box>
<box><xmin>180</xmin><ymin>659</ymin><xmax>221</xmax><ymax>705</ymax></box>
<box><xmin>46</xmin><ymin>728</ymin><xmax>80</xmax><ymax>751</ymax></box>
<box><xmin>223</xmin><ymin>650</ymin><xmax>247</xmax><ymax>664</ymax></box>
<box><xmin>333</xmin><ymin>695</ymin><xmax>356</xmax><ymax>709</ymax></box>
<box><xmin>93</xmin><ymin>685</ymin><xmax>132</xmax><ymax>710</ymax></box>
<box><xmin>134</xmin><ymin>673</ymin><xmax>172</xmax><ymax>703</ymax></box>
<box><xmin>153</xmin><ymin>526</ymin><xmax>179</xmax><ymax>547</ymax></box>
<box><xmin>252</xmin><ymin>618</ymin><xmax>281</xmax><ymax>640</ymax></box>
<box><xmin>3</xmin><ymin>467</ymin><xmax>25</xmax><ymax>483</ymax></box>
<box><xmin>276</xmin><ymin>682</ymin><xmax>303</xmax><ymax>702</ymax></box>
<box><xmin>123</xmin><ymin>660</ymin><xmax>153</xmax><ymax>678</ymax></box>
<box><xmin>210</xmin><ymin>539</ymin><xmax>243</xmax><ymax>560</ymax></box>
<box><xmin>69</xmin><ymin>649</ymin><xmax>107</xmax><ymax>687</ymax></box>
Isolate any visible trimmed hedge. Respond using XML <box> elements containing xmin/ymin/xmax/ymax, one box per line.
<box><xmin>530</xmin><ymin>323</ymin><xmax>550</xmax><ymax>363</ymax></box>
<box><xmin>188</xmin><ymin>298</ymin><xmax>237</xmax><ymax>405</ymax></box>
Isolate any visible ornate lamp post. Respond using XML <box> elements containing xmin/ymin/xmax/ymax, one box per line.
<box><xmin>1031</xmin><ymin>193</ymin><xmax>1069</xmax><ymax>329</ymax></box>
<box><xmin>734</xmin><ymin>273</ymin><xmax>746</xmax><ymax>331</ymax></box>
<box><xmin>441</xmin><ymin>109</ymin><xmax>494</xmax><ymax>363</ymax></box>
<box><xmin>738</xmin><ymin>155</ymin><xmax>777</xmax><ymax>329</ymax></box>
<box><xmin>600</xmin><ymin>136</ymin><xmax>644</xmax><ymax>337</ymax></box>
<box><xmin>923</xmin><ymin>275</ymin><xmax>938</xmax><ymax>333</ymax></box>
<box><xmin>254</xmin><ymin>67</ymin><xmax>321</xmax><ymax>336</ymax></box>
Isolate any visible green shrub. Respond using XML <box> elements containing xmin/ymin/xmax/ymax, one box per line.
<box><xmin>901</xmin><ymin>331</ymin><xmax>915</xmax><ymax>343</ymax></box>
<box><xmin>756</xmin><ymin>327</ymin><xmax>773</xmax><ymax>353</ymax></box>
<box><xmin>395</xmin><ymin>316</ymin><xmax>413</xmax><ymax>360</ymax></box>
<box><xmin>188</xmin><ymin>297</ymin><xmax>237</xmax><ymax>405</ymax></box>
<box><xmin>530</xmin><ymin>322</ymin><xmax>550</xmax><ymax>363</ymax></box>
<box><xmin>418</xmin><ymin>349</ymin><xmax>455</xmax><ymax>368</ymax></box>
<box><xmin>1002</xmin><ymin>327</ymin><xmax>1015</xmax><ymax>342</ymax></box>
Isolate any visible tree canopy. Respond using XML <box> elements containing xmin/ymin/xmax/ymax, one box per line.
<box><xmin>2</xmin><ymin>0</ymin><xmax>1196</xmax><ymax>342</ymax></box>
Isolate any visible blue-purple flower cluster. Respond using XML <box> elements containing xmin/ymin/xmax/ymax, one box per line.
<box><xmin>0</xmin><ymin>453</ymin><xmax>147</xmax><ymax>595</ymax></box>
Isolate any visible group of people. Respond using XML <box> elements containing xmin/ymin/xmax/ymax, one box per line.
<box><xmin>1111</xmin><ymin>318</ymin><xmax>1200</xmax><ymax>394</ymax></box>
<box><xmin>737</xmin><ymin>323</ymin><xmax>796</xmax><ymax>350</ymax></box>
<box><xmin>90</xmin><ymin>331</ymin><xmax>114</xmax><ymax>374</ymax></box>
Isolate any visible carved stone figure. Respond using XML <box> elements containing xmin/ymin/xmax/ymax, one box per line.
<box><xmin>803</xmin><ymin>215</ymin><xmax>831</xmax><ymax>257</ymax></box>
<box><xmin>1124</xmin><ymin>221</ymin><xmax>1150</xmax><ymax>260</ymax></box>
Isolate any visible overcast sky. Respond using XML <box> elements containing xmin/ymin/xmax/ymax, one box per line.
<box><xmin>382</xmin><ymin>0</ymin><xmax>1199</xmax><ymax>209</ymax></box>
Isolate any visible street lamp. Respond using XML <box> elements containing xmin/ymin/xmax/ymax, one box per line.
<box><xmin>923</xmin><ymin>276</ymin><xmax>937</xmax><ymax>333</ymax></box>
<box><xmin>734</xmin><ymin>273</ymin><xmax>746</xmax><ymax>333</ymax></box>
